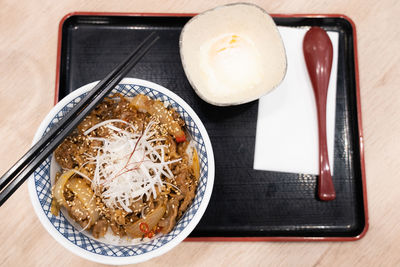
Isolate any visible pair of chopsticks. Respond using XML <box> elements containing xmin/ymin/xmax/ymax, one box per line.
<box><xmin>0</xmin><ymin>32</ymin><xmax>159</xmax><ymax>206</ymax></box>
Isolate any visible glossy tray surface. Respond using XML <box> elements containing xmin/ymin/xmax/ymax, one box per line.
<box><xmin>56</xmin><ymin>13</ymin><xmax>367</xmax><ymax>240</ymax></box>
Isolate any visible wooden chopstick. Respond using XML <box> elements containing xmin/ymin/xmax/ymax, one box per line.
<box><xmin>0</xmin><ymin>32</ymin><xmax>159</xmax><ymax>206</ymax></box>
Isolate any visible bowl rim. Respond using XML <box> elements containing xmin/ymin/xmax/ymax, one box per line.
<box><xmin>28</xmin><ymin>77</ymin><xmax>215</xmax><ymax>265</ymax></box>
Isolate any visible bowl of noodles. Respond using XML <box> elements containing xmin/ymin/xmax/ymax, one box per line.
<box><xmin>28</xmin><ymin>78</ymin><xmax>214</xmax><ymax>265</ymax></box>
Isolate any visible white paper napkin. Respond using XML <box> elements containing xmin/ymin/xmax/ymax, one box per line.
<box><xmin>253</xmin><ymin>27</ymin><xmax>339</xmax><ymax>175</ymax></box>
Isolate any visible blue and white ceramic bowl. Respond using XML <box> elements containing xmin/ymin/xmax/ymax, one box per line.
<box><xmin>28</xmin><ymin>78</ymin><xmax>215</xmax><ymax>265</ymax></box>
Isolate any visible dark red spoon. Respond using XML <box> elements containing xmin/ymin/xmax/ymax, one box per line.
<box><xmin>303</xmin><ymin>27</ymin><xmax>336</xmax><ymax>201</ymax></box>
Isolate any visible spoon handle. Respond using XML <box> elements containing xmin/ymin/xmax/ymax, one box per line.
<box><xmin>303</xmin><ymin>27</ymin><xmax>336</xmax><ymax>201</ymax></box>
<box><xmin>315</xmin><ymin>86</ymin><xmax>336</xmax><ymax>201</ymax></box>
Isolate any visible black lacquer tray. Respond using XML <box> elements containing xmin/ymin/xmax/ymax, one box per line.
<box><xmin>55</xmin><ymin>12</ymin><xmax>368</xmax><ymax>241</ymax></box>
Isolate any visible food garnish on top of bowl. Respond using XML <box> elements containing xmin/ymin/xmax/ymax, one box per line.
<box><xmin>180</xmin><ymin>3</ymin><xmax>287</xmax><ymax>106</ymax></box>
<box><xmin>51</xmin><ymin>93</ymin><xmax>200</xmax><ymax>240</ymax></box>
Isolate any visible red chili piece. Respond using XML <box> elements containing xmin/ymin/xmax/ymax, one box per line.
<box><xmin>139</xmin><ymin>222</ymin><xmax>149</xmax><ymax>233</ymax></box>
<box><xmin>147</xmin><ymin>232</ymin><xmax>154</xmax><ymax>238</ymax></box>
<box><xmin>175</xmin><ymin>134</ymin><xmax>186</xmax><ymax>143</ymax></box>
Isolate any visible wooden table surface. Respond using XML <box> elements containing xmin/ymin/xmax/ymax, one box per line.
<box><xmin>1</xmin><ymin>0</ymin><xmax>399</xmax><ymax>266</ymax></box>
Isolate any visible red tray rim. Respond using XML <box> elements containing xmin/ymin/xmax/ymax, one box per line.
<box><xmin>54</xmin><ymin>11</ymin><xmax>368</xmax><ymax>242</ymax></box>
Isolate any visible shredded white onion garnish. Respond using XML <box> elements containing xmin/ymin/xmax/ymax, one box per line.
<box><xmin>84</xmin><ymin>119</ymin><xmax>180</xmax><ymax>213</ymax></box>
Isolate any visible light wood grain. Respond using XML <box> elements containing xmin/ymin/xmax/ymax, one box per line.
<box><xmin>1</xmin><ymin>0</ymin><xmax>399</xmax><ymax>266</ymax></box>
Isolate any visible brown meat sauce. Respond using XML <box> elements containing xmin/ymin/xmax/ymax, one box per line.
<box><xmin>52</xmin><ymin>94</ymin><xmax>199</xmax><ymax>239</ymax></box>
